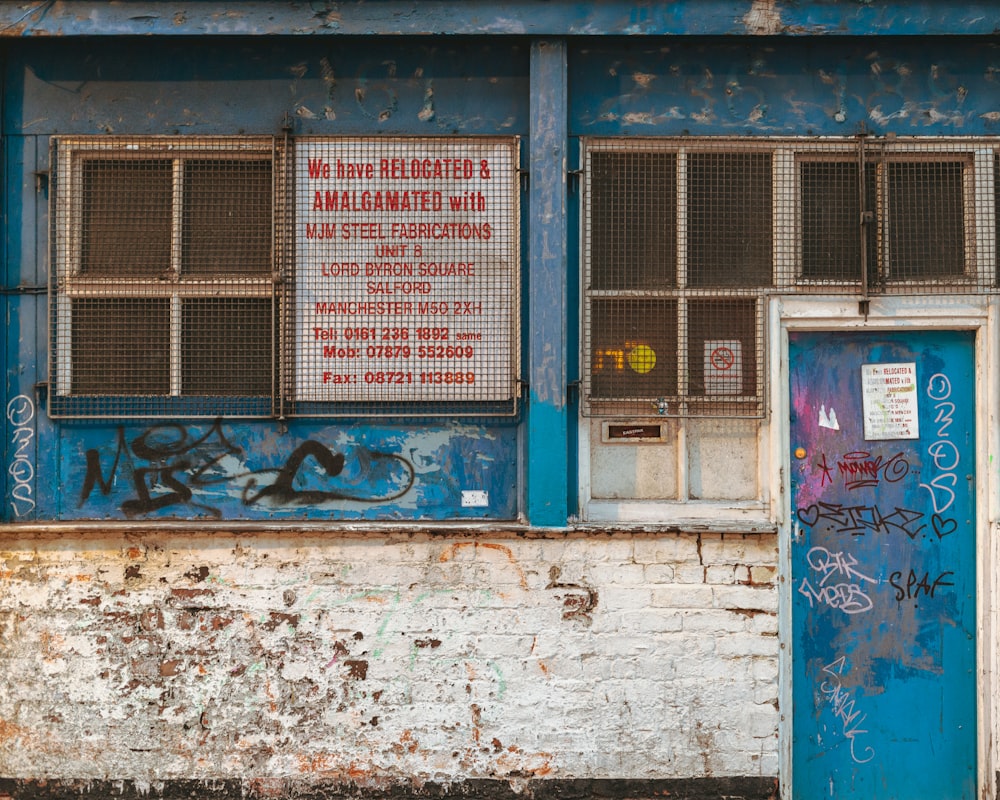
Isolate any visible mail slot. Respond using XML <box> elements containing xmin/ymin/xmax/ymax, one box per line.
<box><xmin>602</xmin><ymin>422</ymin><xmax>667</xmax><ymax>443</ymax></box>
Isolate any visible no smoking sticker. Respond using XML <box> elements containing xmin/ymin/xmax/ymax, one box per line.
<box><xmin>710</xmin><ymin>345</ymin><xmax>735</xmax><ymax>371</ymax></box>
<box><xmin>705</xmin><ymin>340</ymin><xmax>742</xmax><ymax>395</ymax></box>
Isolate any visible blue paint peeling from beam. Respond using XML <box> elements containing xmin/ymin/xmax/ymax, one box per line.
<box><xmin>9</xmin><ymin>39</ymin><xmax>530</xmax><ymax>136</ymax></box>
<box><xmin>2</xmin><ymin>2</ymin><xmax>1000</xmax><ymax>38</ymax></box>
<box><xmin>571</xmin><ymin>38</ymin><xmax>1000</xmax><ymax>136</ymax></box>
<box><xmin>526</xmin><ymin>39</ymin><xmax>568</xmax><ymax>528</ymax></box>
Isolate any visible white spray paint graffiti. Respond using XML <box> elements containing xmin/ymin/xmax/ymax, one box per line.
<box><xmin>820</xmin><ymin>656</ymin><xmax>875</xmax><ymax>764</ymax></box>
<box><xmin>798</xmin><ymin>546</ymin><xmax>876</xmax><ymax>615</ymax></box>
<box><xmin>920</xmin><ymin>373</ymin><xmax>958</xmax><ymax>514</ymax></box>
<box><xmin>7</xmin><ymin>394</ymin><xmax>36</xmax><ymax>516</ymax></box>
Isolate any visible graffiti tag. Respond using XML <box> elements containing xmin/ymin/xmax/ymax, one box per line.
<box><xmin>920</xmin><ymin>373</ymin><xmax>960</xmax><ymax>514</ymax></box>
<box><xmin>795</xmin><ymin>501</ymin><xmax>940</xmax><ymax>539</ymax></box>
<box><xmin>79</xmin><ymin>420</ymin><xmax>416</xmax><ymax>518</ymax></box>
<box><xmin>798</xmin><ymin>546</ymin><xmax>876</xmax><ymax>616</ymax></box>
<box><xmin>7</xmin><ymin>394</ymin><xmax>36</xmax><ymax>517</ymax></box>
<box><xmin>819</xmin><ymin>656</ymin><xmax>875</xmax><ymax>764</ymax></box>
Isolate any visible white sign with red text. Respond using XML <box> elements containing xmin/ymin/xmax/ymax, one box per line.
<box><xmin>862</xmin><ymin>362</ymin><xmax>919</xmax><ymax>440</ymax></box>
<box><xmin>295</xmin><ymin>137</ymin><xmax>519</xmax><ymax>403</ymax></box>
<box><xmin>704</xmin><ymin>340</ymin><xmax>742</xmax><ymax>395</ymax></box>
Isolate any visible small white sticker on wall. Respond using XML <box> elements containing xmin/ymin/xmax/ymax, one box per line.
<box><xmin>462</xmin><ymin>490</ymin><xmax>489</xmax><ymax>507</ymax></box>
<box><xmin>819</xmin><ymin>404</ymin><xmax>840</xmax><ymax>430</ymax></box>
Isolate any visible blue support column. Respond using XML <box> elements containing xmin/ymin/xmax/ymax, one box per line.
<box><xmin>526</xmin><ymin>39</ymin><xmax>568</xmax><ymax>527</ymax></box>
<box><xmin>3</xmin><ymin>135</ymin><xmax>45</xmax><ymax>522</ymax></box>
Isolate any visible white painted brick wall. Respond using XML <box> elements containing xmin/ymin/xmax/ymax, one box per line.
<box><xmin>0</xmin><ymin>530</ymin><xmax>779</xmax><ymax>781</ymax></box>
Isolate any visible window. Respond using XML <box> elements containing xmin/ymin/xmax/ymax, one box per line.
<box><xmin>583</xmin><ymin>138</ymin><xmax>989</xmax><ymax>421</ymax></box>
<box><xmin>581</xmin><ymin>137</ymin><xmax>993</xmax><ymax>516</ymax></box>
<box><xmin>50</xmin><ymin>137</ymin><xmax>280</xmax><ymax>417</ymax></box>
<box><xmin>797</xmin><ymin>152</ymin><xmax>971</xmax><ymax>286</ymax></box>
<box><xmin>49</xmin><ymin>135</ymin><xmax>522</xmax><ymax>419</ymax></box>
<box><xmin>583</xmin><ymin>142</ymin><xmax>771</xmax><ymax>420</ymax></box>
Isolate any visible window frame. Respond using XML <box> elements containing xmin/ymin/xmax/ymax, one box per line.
<box><xmin>582</xmin><ymin>138</ymin><xmax>774</xmax><ymax>421</ymax></box>
<box><xmin>48</xmin><ymin>134</ymin><xmax>524</xmax><ymax>421</ymax></box>
<box><xmin>786</xmin><ymin>143</ymin><xmax>985</xmax><ymax>291</ymax></box>
<box><xmin>49</xmin><ymin>135</ymin><xmax>284</xmax><ymax>419</ymax></box>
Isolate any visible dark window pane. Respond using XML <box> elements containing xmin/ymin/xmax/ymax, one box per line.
<box><xmin>589</xmin><ymin>298</ymin><xmax>678</xmax><ymax>399</ymax></box>
<box><xmin>181</xmin><ymin>298</ymin><xmax>272</xmax><ymax>395</ymax></box>
<box><xmin>688</xmin><ymin>153</ymin><xmax>772</xmax><ymax>287</ymax></box>
<box><xmin>81</xmin><ymin>160</ymin><xmax>172</xmax><ymax>276</ymax></box>
<box><xmin>885</xmin><ymin>161</ymin><xmax>965</xmax><ymax>280</ymax></box>
<box><xmin>71</xmin><ymin>298</ymin><xmax>170</xmax><ymax>394</ymax></box>
<box><xmin>590</xmin><ymin>151</ymin><xmax>676</xmax><ymax>290</ymax></box>
<box><xmin>183</xmin><ymin>160</ymin><xmax>272</xmax><ymax>275</ymax></box>
<box><xmin>800</xmin><ymin>160</ymin><xmax>868</xmax><ymax>282</ymax></box>
<box><xmin>686</xmin><ymin>299</ymin><xmax>758</xmax><ymax>397</ymax></box>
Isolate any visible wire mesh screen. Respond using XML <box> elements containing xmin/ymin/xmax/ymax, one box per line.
<box><xmin>583</xmin><ymin>137</ymin><xmax>1000</xmax><ymax>418</ymax></box>
<box><xmin>795</xmin><ymin>146</ymin><xmax>976</xmax><ymax>289</ymax></box>
<box><xmin>49</xmin><ymin>136</ymin><xmax>280</xmax><ymax>418</ymax></box>
<box><xmin>287</xmin><ymin>137</ymin><xmax>521</xmax><ymax>417</ymax></box>
<box><xmin>583</xmin><ymin>140</ymin><xmax>768</xmax><ymax>418</ymax></box>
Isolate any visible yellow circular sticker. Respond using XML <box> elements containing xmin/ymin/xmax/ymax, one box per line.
<box><xmin>627</xmin><ymin>344</ymin><xmax>656</xmax><ymax>374</ymax></box>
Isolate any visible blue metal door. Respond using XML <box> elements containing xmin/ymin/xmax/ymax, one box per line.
<box><xmin>789</xmin><ymin>330</ymin><xmax>977</xmax><ymax>799</ymax></box>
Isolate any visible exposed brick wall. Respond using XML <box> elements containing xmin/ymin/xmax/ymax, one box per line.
<box><xmin>0</xmin><ymin>530</ymin><xmax>778</xmax><ymax>785</ymax></box>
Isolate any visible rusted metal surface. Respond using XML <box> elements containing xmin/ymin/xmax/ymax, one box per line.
<box><xmin>0</xmin><ymin>1</ymin><xmax>996</xmax><ymax>38</ymax></box>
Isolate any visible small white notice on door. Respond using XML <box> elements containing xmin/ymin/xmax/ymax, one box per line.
<box><xmin>861</xmin><ymin>362</ymin><xmax>919</xmax><ymax>440</ymax></box>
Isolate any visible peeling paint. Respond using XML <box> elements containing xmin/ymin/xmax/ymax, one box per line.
<box><xmin>0</xmin><ymin>532</ymin><xmax>778</xmax><ymax>781</ymax></box>
<box><xmin>743</xmin><ymin>0</ymin><xmax>783</xmax><ymax>35</ymax></box>
<box><xmin>574</xmin><ymin>38</ymin><xmax>1000</xmax><ymax>136</ymax></box>
<box><xmin>0</xmin><ymin>2</ymin><xmax>998</xmax><ymax>38</ymax></box>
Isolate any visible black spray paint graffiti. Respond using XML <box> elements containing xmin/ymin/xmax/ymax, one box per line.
<box><xmin>795</xmin><ymin>501</ymin><xmax>956</xmax><ymax>540</ymax></box>
<box><xmin>79</xmin><ymin>420</ymin><xmax>415</xmax><ymax>518</ymax></box>
<box><xmin>888</xmin><ymin>569</ymin><xmax>954</xmax><ymax>603</ymax></box>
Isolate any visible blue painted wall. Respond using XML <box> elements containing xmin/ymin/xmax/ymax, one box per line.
<box><xmin>570</xmin><ymin>37</ymin><xmax>1000</xmax><ymax>136</ymax></box>
<box><xmin>3</xmin><ymin>38</ymin><xmax>530</xmax><ymax>522</ymax></box>
<box><xmin>5</xmin><ymin>5</ymin><xmax>1000</xmax><ymax>523</ymax></box>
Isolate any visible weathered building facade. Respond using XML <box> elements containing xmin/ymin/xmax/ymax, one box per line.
<box><xmin>2</xmin><ymin>2</ymin><xmax>999</xmax><ymax>798</ymax></box>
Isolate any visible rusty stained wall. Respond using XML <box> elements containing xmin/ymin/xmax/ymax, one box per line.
<box><xmin>0</xmin><ymin>531</ymin><xmax>778</xmax><ymax>782</ymax></box>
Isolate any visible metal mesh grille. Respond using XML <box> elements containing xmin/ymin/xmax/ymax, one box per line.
<box><xmin>687</xmin><ymin>152</ymin><xmax>772</xmax><ymax>288</ymax></box>
<box><xmin>70</xmin><ymin>298</ymin><xmax>171</xmax><ymax>394</ymax></box>
<box><xmin>583</xmin><ymin>137</ymin><xmax>999</xmax><ymax>418</ymax></box>
<box><xmin>584</xmin><ymin>140</ymin><xmax>769</xmax><ymax>418</ymax></box>
<box><xmin>881</xmin><ymin>159</ymin><xmax>967</xmax><ymax>283</ymax></box>
<box><xmin>590</xmin><ymin>151</ymin><xmax>677</xmax><ymax>290</ymax></box>
<box><xmin>798</xmin><ymin>158</ymin><xmax>870</xmax><ymax>283</ymax></box>
<box><xmin>50</xmin><ymin>136</ymin><xmax>280</xmax><ymax>418</ymax></box>
<box><xmin>181</xmin><ymin>298</ymin><xmax>274</xmax><ymax>396</ymax></box>
<box><xmin>286</xmin><ymin>136</ymin><xmax>521</xmax><ymax>417</ymax></box>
